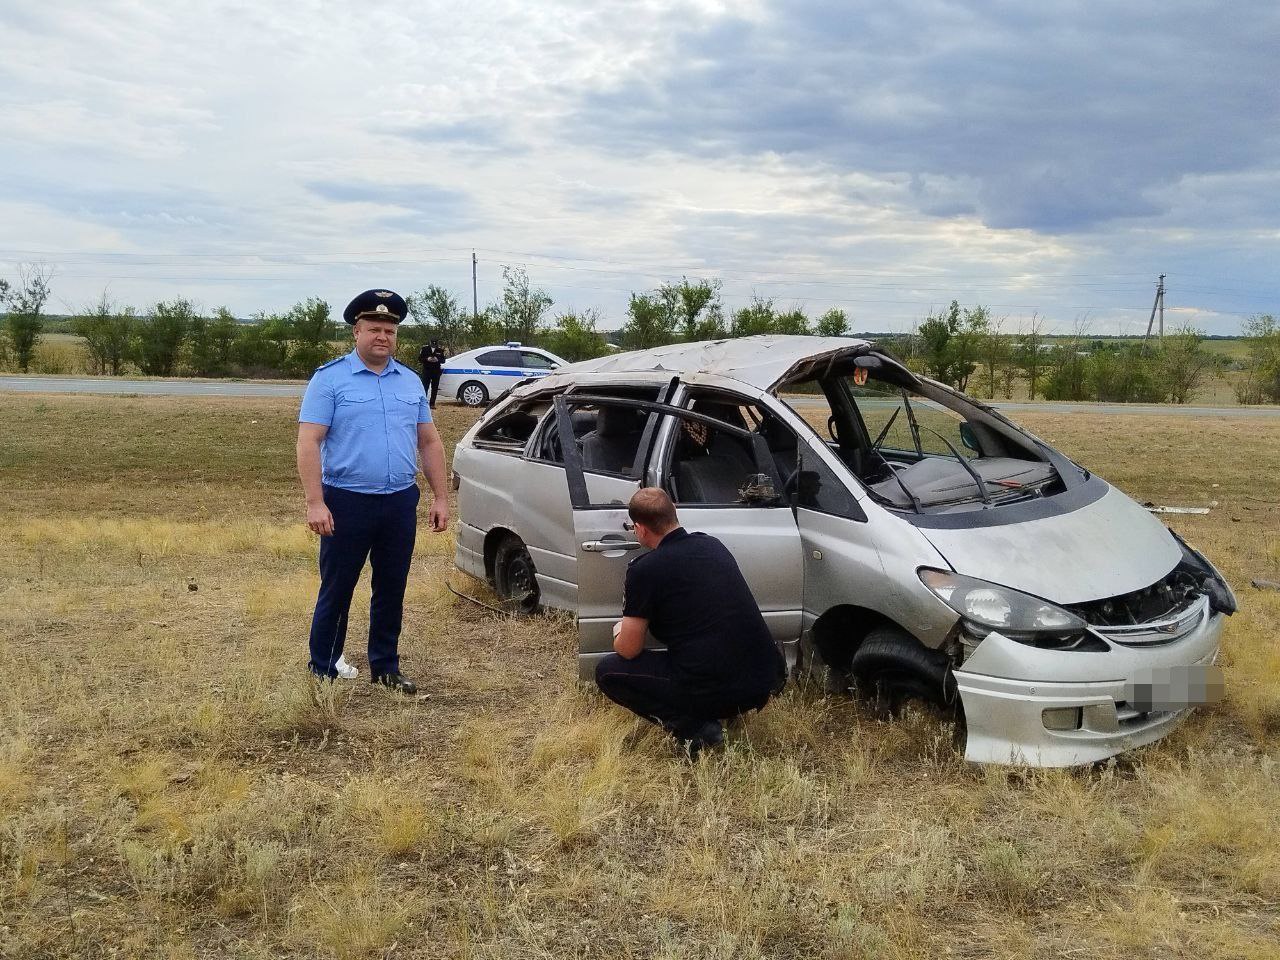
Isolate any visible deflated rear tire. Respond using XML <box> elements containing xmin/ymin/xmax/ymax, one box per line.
<box><xmin>494</xmin><ymin>536</ymin><xmax>540</xmax><ymax>615</ymax></box>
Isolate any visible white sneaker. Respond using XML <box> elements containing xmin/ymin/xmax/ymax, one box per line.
<box><xmin>335</xmin><ymin>654</ymin><xmax>359</xmax><ymax>680</ymax></box>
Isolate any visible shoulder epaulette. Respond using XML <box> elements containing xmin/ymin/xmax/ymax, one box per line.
<box><xmin>315</xmin><ymin>356</ymin><xmax>345</xmax><ymax>372</ymax></box>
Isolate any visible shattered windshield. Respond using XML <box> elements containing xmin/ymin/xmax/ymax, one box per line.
<box><xmin>849</xmin><ymin>377</ymin><xmax>976</xmax><ymax>460</ymax></box>
<box><xmin>777</xmin><ymin>361</ymin><xmax>1062</xmax><ymax>512</ymax></box>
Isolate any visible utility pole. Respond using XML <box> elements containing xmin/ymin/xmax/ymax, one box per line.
<box><xmin>1158</xmin><ymin>273</ymin><xmax>1164</xmax><ymax>340</ymax></box>
<box><xmin>1142</xmin><ymin>274</ymin><xmax>1166</xmax><ymax>348</ymax></box>
<box><xmin>471</xmin><ymin>250</ymin><xmax>478</xmax><ymax>317</ymax></box>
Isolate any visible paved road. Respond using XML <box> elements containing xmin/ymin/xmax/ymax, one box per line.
<box><xmin>0</xmin><ymin>375</ymin><xmax>306</xmax><ymax>398</ymax></box>
<box><xmin>4</xmin><ymin>375</ymin><xmax>1279</xmax><ymax>418</ymax></box>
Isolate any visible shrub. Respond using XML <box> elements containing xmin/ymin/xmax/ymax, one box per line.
<box><xmin>133</xmin><ymin>300</ymin><xmax>195</xmax><ymax>377</ymax></box>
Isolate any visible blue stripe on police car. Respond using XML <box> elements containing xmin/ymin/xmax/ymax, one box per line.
<box><xmin>442</xmin><ymin>368</ymin><xmax>533</xmax><ymax>376</ymax></box>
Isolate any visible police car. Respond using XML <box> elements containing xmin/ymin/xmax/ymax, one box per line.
<box><xmin>439</xmin><ymin>343</ymin><xmax>568</xmax><ymax>407</ymax></box>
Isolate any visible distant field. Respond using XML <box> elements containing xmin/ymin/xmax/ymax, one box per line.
<box><xmin>2</xmin><ymin>395</ymin><xmax>1277</xmax><ymax>958</ymax></box>
<box><xmin>1200</xmin><ymin>338</ymin><xmax>1252</xmax><ymax>361</ymax></box>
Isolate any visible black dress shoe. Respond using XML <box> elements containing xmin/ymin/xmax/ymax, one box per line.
<box><xmin>677</xmin><ymin>720</ymin><xmax>724</xmax><ymax>760</ymax></box>
<box><xmin>371</xmin><ymin>671</ymin><xmax>418</xmax><ymax>695</ymax></box>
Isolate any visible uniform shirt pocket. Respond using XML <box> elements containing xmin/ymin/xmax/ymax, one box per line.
<box><xmin>335</xmin><ymin>391</ymin><xmax>380</xmax><ymax>430</ymax></box>
<box><xmin>394</xmin><ymin>392</ymin><xmax>424</xmax><ymax>427</ymax></box>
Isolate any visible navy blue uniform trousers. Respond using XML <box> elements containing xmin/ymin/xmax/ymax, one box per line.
<box><xmin>308</xmin><ymin>483</ymin><xmax>419</xmax><ymax>678</ymax></box>
<box><xmin>595</xmin><ymin>651</ymin><xmax>774</xmax><ymax>739</ymax></box>
<box><xmin>421</xmin><ymin>370</ymin><xmax>441</xmax><ymax>407</ymax></box>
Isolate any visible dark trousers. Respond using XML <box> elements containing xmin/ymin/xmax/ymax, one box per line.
<box><xmin>595</xmin><ymin>651</ymin><xmax>774</xmax><ymax>739</ymax></box>
<box><xmin>308</xmin><ymin>483</ymin><xmax>419</xmax><ymax>678</ymax></box>
<box><xmin>421</xmin><ymin>371</ymin><xmax>441</xmax><ymax>407</ymax></box>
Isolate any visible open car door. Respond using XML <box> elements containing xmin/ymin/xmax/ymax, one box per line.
<box><xmin>554</xmin><ymin>394</ymin><xmax>654</xmax><ymax>678</ymax></box>
<box><xmin>555</xmin><ymin>393</ymin><xmax>805</xmax><ymax>678</ymax></box>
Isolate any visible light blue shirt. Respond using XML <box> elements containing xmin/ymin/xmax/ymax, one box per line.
<box><xmin>299</xmin><ymin>350</ymin><xmax>432</xmax><ymax>494</ymax></box>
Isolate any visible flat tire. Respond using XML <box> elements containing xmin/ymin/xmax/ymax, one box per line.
<box><xmin>494</xmin><ymin>536</ymin><xmax>540</xmax><ymax>615</ymax></box>
<box><xmin>849</xmin><ymin>626</ymin><xmax>954</xmax><ymax>714</ymax></box>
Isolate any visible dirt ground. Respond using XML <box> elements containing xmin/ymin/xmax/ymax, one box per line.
<box><xmin>1</xmin><ymin>396</ymin><xmax>1277</xmax><ymax>959</ymax></box>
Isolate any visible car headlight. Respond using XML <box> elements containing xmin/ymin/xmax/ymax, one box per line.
<box><xmin>919</xmin><ymin>569</ymin><xmax>1101</xmax><ymax>650</ymax></box>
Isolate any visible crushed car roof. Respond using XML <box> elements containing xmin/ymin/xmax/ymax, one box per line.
<box><xmin>537</xmin><ymin>335</ymin><xmax>874</xmax><ymax>392</ymax></box>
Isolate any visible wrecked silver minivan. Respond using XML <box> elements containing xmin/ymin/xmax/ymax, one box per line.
<box><xmin>452</xmin><ymin>336</ymin><xmax>1234</xmax><ymax>766</ymax></box>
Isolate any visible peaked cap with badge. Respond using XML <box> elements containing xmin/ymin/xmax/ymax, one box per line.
<box><xmin>343</xmin><ymin>289</ymin><xmax>408</xmax><ymax>325</ymax></box>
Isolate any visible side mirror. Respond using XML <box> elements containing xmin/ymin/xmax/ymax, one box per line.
<box><xmin>959</xmin><ymin>422</ymin><xmax>980</xmax><ymax>453</ymax></box>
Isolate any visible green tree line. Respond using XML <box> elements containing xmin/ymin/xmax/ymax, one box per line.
<box><xmin>887</xmin><ymin>298</ymin><xmax>1278</xmax><ymax>404</ymax></box>
<box><xmin>2</xmin><ymin>262</ymin><xmax>1277</xmax><ymax>404</ymax></box>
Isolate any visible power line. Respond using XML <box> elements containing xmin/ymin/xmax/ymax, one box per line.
<box><xmin>4</xmin><ymin>245</ymin><xmax>1260</xmax><ymax>285</ymax></box>
<box><xmin>4</xmin><ymin>245</ymin><xmax>1276</xmax><ymax>299</ymax></box>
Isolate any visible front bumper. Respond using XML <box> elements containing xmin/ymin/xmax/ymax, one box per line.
<box><xmin>953</xmin><ymin>603</ymin><xmax>1225</xmax><ymax>767</ymax></box>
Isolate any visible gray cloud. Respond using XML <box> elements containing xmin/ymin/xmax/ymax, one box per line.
<box><xmin>0</xmin><ymin>177</ymin><xmax>240</xmax><ymax>233</ymax></box>
<box><xmin>388</xmin><ymin>118</ymin><xmax>524</xmax><ymax>155</ymax></box>
<box><xmin>572</xmin><ymin>1</ymin><xmax>1280</xmax><ymax>233</ymax></box>
<box><xmin>303</xmin><ymin>179</ymin><xmax>471</xmax><ymax>229</ymax></box>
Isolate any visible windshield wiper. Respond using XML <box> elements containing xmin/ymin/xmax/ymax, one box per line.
<box><xmin>871</xmin><ymin>407</ymin><xmax>900</xmax><ymax>450</ymax></box>
<box><xmin>887</xmin><ymin>463</ymin><xmax>923</xmax><ymax>513</ymax></box>
<box><xmin>868</xmin><ymin>445</ymin><xmax>922</xmax><ymax>512</ymax></box>
<box><xmin>902</xmin><ymin>392</ymin><xmax>924</xmax><ymax>456</ymax></box>
<box><xmin>924</xmin><ymin>427</ymin><xmax>992</xmax><ymax>506</ymax></box>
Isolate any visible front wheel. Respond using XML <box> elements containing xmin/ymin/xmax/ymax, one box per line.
<box><xmin>849</xmin><ymin>626</ymin><xmax>955</xmax><ymax>714</ymax></box>
<box><xmin>494</xmin><ymin>536</ymin><xmax>540</xmax><ymax>615</ymax></box>
<box><xmin>458</xmin><ymin>381</ymin><xmax>489</xmax><ymax>407</ymax></box>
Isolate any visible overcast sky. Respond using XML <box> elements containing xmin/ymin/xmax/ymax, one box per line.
<box><xmin>1</xmin><ymin>1</ymin><xmax>1276</xmax><ymax>334</ymax></box>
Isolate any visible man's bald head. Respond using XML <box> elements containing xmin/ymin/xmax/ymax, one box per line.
<box><xmin>628</xmin><ymin>487</ymin><xmax>679</xmax><ymax>536</ymax></box>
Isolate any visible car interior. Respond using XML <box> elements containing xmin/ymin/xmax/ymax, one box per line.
<box><xmin>471</xmin><ymin>402</ymin><xmax>547</xmax><ymax>453</ymax></box>
<box><xmin>778</xmin><ymin>358</ymin><xmax>1062</xmax><ymax>510</ymax></box>
<box><xmin>663</xmin><ymin>398</ymin><xmax>800</xmax><ymax>505</ymax></box>
<box><xmin>485</xmin><ymin>388</ymin><xmax>805</xmax><ymax>506</ymax></box>
<box><xmin>579</xmin><ymin>404</ymin><xmax>648</xmax><ymax>475</ymax></box>
<box><xmin>473</xmin><ymin>359</ymin><xmax>1062</xmax><ymax>513</ymax></box>
<box><xmin>523</xmin><ymin>386</ymin><xmax>662</xmax><ymax>472</ymax></box>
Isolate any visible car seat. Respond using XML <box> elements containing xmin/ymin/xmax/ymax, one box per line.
<box><xmin>674</xmin><ymin>403</ymin><xmax>758</xmax><ymax>503</ymax></box>
<box><xmin>756</xmin><ymin>414</ymin><xmax>797</xmax><ymax>485</ymax></box>
<box><xmin>580</xmin><ymin>405</ymin><xmax>644</xmax><ymax>475</ymax></box>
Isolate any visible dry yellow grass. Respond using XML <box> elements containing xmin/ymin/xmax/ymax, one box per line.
<box><xmin>0</xmin><ymin>395</ymin><xmax>1278</xmax><ymax>958</ymax></box>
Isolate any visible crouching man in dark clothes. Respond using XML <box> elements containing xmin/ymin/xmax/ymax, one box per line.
<box><xmin>595</xmin><ymin>487</ymin><xmax>786</xmax><ymax>756</ymax></box>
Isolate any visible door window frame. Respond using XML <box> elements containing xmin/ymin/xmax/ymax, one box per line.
<box><xmin>553</xmin><ymin>394</ymin><xmax>779</xmax><ymax>511</ymax></box>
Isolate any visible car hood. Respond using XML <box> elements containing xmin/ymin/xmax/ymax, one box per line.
<box><xmin>917</xmin><ymin>485</ymin><xmax>1181</xmax><ymax>605</ymax></box>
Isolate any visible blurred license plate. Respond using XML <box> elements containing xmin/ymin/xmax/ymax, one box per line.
<box><xmin>1125</xmin><ymin>664</ymin><xmax>1224</xmax><ymax>712</ymax></box>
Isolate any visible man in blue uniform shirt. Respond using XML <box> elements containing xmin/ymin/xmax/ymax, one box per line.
<box><xmin>297</xmin><ymin>289</ymin><xmax>450</xmax><ymax>694</ymax></box>
<box><xmin>595</xmin><ymin>487</ymin><xmax>786</xmax><ymax>756</ymax></box>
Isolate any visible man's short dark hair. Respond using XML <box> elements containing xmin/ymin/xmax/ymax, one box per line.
<box><xmin>628</xmin><ymin>487</ymin><xmax>678</xmax><ymax>532</ymax></box>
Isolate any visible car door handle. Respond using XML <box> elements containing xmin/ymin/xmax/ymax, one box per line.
<box><xmin>582</xmin><ymin>539</ymin><xmax>642</xmax><ymax>552</ymax></box>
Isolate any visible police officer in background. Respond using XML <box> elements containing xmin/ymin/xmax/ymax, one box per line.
<box><xmin>418</xmin><ymin>338</ymin><xmax>448</xmax><ymax>408</ymax></box>
<box><xmin>297</xmin><ymin>289</ymin><xmax>449</xmax><ymax>693</ymax></box>
<box><xmin>595</xmin><ymin>488</ymin><xmax>786</xmax><ymax>756</ymax></box>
